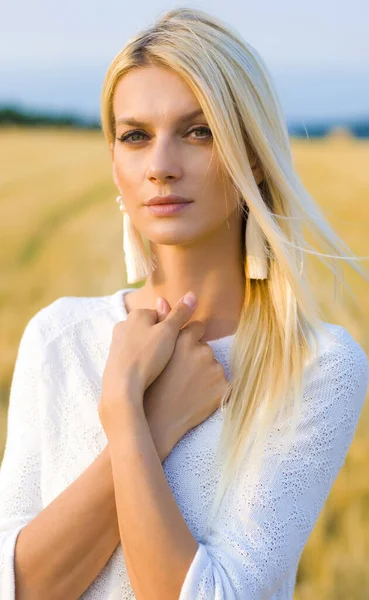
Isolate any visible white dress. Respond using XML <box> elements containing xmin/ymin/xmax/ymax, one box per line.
<box><xmin>0</xmin><ymin>287</ymin><xmax>368</xmax><ymax>599</ymax></box>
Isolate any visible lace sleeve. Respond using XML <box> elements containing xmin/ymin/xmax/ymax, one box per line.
<box><xmin>0</xmin><ymin>316</ymin><xmax>44</xmax><ymax>599</ymax></box>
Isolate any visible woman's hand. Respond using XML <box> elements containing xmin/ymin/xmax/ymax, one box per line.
<box><xmin>144</xmin><ymin>297</ymin><xmax>230</xmax><ymax>458</ymax></box>
<box><xmin>98</xmin><ymin>291</ymin><xmax>198</xmax><ymax>433</ymax></box>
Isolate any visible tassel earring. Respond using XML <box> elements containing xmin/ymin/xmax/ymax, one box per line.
<box><xmin>115</xmin><ymin>195</ymin><xmax>153</xmax><ymax>284</ymax></box>
<box><xmin>245</xmin><ymin>209</ymin><xmax>268</xmax><ymax>279</ymax></box>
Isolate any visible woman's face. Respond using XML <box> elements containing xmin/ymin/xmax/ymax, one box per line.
<box><xmin>110</xmin><ymin>65</ymin><xmax>243</xmax><ymax>246</ymax></box>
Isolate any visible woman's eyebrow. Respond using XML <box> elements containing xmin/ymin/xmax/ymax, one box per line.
<box><xmin>116</xmin><ymin>108</ymin><xmax>205</xmax><ymax>127</ymax></box>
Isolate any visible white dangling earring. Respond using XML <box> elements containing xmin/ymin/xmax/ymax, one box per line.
<box><xmin>245</xmin><ymin>209</ymin><xmax>268</xmax><ymax>280</ymax></box>
<box><xmin>115</xmin><ymin>195</ymin><xmax>153</xmax><ymax>284</ymax></box>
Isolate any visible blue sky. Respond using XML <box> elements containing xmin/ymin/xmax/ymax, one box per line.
<box><xmin>1</xmin><ymin>0</ymin><xmax>368</xmax><ymax>123</ymax></box>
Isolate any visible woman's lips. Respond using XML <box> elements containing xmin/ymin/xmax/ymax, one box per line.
<box><xmin>145</xmin><ymin>202</ymin><xmax>193</xmax><ymax>215</ymax></box>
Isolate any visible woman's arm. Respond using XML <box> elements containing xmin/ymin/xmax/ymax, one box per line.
<box><xmin>106</xmin><ymin>387</ymin><xmax>199</xmax><ymax>600</ymax></box>
<box><xmin>97</xmin><ymin>294</ymin><xmax>227</xmax><ymax>600</ymax></box>
<box><xmin>14</xmin><ymin>445</ymin><xmax>118</xmax><ymax>600</ymax></box>
<box><xmin>14</xmin><ymin>422</ymin><xmax>173</xmax><ymax>600</ymax></box>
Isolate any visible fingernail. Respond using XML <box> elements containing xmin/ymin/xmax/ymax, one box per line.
<box><xmin>182</xmin><ymin>291</ymin><xmax>197</xmax><ymax>308</ymax></box>
<box><xmin>156</xmin><ymin>297</ymin><xmax>165</xmax><ymax>313</ymax></box>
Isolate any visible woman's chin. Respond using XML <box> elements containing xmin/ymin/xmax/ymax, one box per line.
<box><xmin>144</xmin><ymin>226</ymin><xmax>202</xmax><ymax>247</ymax></box>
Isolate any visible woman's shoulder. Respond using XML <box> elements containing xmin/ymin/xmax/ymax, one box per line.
<box><xmin>304</xmin><ymin>321</ymin><xmax>369</xmax><ymax>414</ymax></box>
<box><xmin>23</xmin><ymin>288</ymin><xmax>127</xmax><ymax>350</ymax></box>
<box><xmin>312</xmin><ymin>322</ymin><xmax>368</xmax><ymax>370</ymax></box>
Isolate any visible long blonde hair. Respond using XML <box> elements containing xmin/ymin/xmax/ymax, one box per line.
<box><xmin>100</xmin><ymin>7</ymin><xmax>368</xmax><ymax>526</ymax></box>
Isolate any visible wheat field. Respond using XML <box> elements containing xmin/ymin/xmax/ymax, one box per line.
<box><xmin>0</xmin><ymin>126</ymin><xmax>368</xmax><ymax>598</ymax></box>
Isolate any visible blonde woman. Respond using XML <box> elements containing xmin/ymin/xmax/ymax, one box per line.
<box><xmin>1</xmin><ymin>7</ymin><xmax>368</xmax><ymax>600</ymax></box>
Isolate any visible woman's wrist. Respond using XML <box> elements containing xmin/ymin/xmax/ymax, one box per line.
<box><xmin>100</xmin><ymin>397</ymin><xmax>174</xmax><ymax>463</ymax></box>
<box><xmin>100</xmin><ymin>373</ymin><xmax>185</xmax><ymax>462</ymax></box>
<box><xmin>98</xmin><ymin>390</ymin><xmax>143</xmax><ymax>447</ymax></box>
<box><xmin>120</xmin><ymin>372</ymin><xmax>146</xmax><ymax>407</ymax></box>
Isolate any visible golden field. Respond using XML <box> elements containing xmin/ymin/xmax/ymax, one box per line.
<box><xmin>0</xmin><ymin>126</ymin><xmax>368</xmax><ymax>598</ymax></box>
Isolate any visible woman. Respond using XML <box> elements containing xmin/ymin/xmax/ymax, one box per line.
<box><xmin>1</xmin><ymin>7</ymin><xmax>368</xmax><ymax>600</ymax></box>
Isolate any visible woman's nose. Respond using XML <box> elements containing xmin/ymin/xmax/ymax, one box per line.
<box><xmin>146</xmin><ymin>137</ymin><xmax>183</xmax><ymax>182</ymax></box>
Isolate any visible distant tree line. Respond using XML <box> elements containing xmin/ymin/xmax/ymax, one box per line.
<box><xmin>0</xmin><ymin>105</ymin><xmax>100</xmax><ymax>129</ymax></box>
<box><xmin>0</xmin><ymin>104</ymin><xmax>368</xmax><ymax>138</ymax></box>
<box><xmin>288</xmin><ymin>120</ymin><xmax>369</xmax><ymax>138</ymax></box>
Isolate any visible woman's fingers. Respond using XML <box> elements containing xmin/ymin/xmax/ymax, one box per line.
<box><xmin>156</xmin><ymin>292</ymin><xmax>198</xmax><ymax>327</ymax></box>
<box><xmin>164</xmin><ymin>292</ymin><xmax>198</xmax><ymax>332</ymax></box>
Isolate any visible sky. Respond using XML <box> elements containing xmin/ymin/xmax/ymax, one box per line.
<box><xmin>1</xmin><ymin>0</ymin><xmax>368</xmax><ymax>124</ymax></box>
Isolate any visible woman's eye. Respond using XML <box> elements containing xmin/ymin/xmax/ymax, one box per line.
<box><xmin>187</xmin><ymin>126</ymin><xmax>212</xmax><ymax>140</ymax></box>
<box><xmin>116</xmin><ymin>126</ymin><xmax>212</xmax><ymax>145</ymax></box>
<box><xmin>117</xmin><ymin>130</ymin><xmax>147</xmax><ymax>144</ymax></box>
